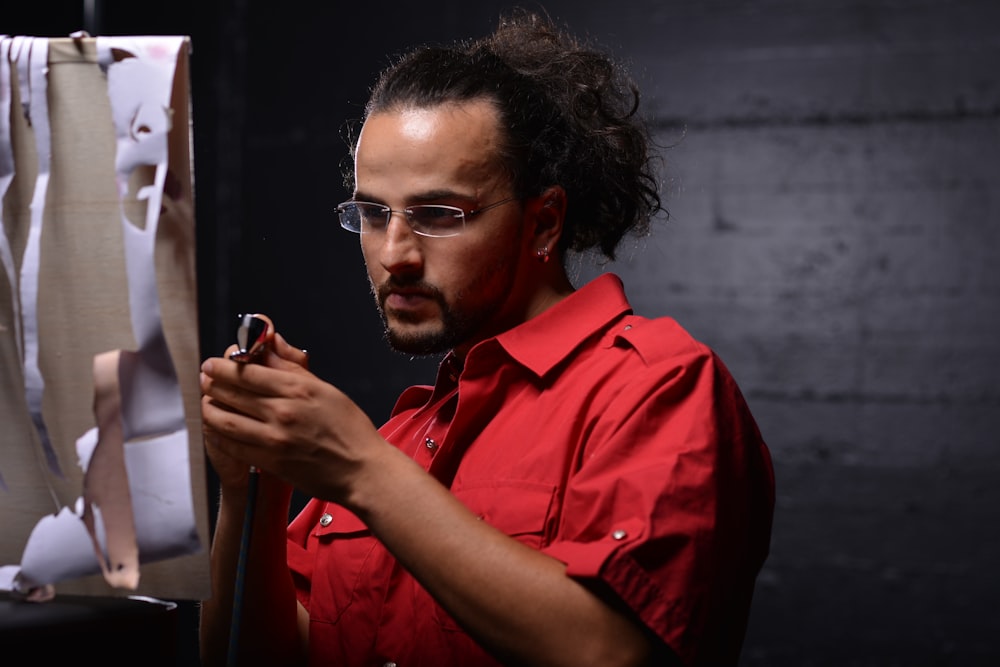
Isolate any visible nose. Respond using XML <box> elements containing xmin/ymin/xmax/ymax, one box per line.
<box><xmin>375</xmin><ymin>211</ymin><xmax>423</xmax><ymax>274</ymax></box>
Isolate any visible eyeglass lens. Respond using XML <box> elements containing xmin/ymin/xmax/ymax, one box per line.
<box><xmin>338</xmin><ymin>202</ymin><xmax>465</xmax><ymax>237</ymax></box>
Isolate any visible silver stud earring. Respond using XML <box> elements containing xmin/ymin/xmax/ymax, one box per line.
<box><xmin>536</xmin><ymin>247</ymin><xmax>550</xmax><ymax>263</ymax></box>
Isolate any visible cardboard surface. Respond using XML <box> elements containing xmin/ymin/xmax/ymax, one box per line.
<box><xmin>0</xmin><ymin>36</ymin><xmax>209</xmax><ymax>600</ymax></box>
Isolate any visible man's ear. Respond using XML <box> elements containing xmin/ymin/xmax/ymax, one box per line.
<box><xmin>530</xmin><ymin>185</ymin><xmax>567</xmax><ymax>251</ymax></box>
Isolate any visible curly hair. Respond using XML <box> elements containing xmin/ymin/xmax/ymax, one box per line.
<box><xmin>350</xmin><ymin>9</ymin><xmax>664</xmax><ymax>261</ymax></box>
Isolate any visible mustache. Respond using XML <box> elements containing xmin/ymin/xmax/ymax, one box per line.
<box><xmin>375</xmin><ymin>277</ymin><xmax>445</xmax><ymax>306</ymax></box>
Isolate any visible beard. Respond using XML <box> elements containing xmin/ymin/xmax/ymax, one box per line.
<box><xmin>378</xmin><ymin>283</ymin><xmax>469</xmax><ymax>355</ymax></box>
<box><xmin>371</xmin><ymin>258</ymin><xmax>517</xmax><ymax>356</ymax></box>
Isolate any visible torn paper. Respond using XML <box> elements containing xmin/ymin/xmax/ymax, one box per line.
<box><xmin>0</xmin><ymin>34</ymin><xmax>209</xmax><ymax>600</ymax></box>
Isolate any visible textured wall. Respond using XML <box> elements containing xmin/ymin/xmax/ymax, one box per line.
<box><xmin>542</xmin><ymin>2</ymin><xmax>1000</xmax><ymax>664</ymax></box>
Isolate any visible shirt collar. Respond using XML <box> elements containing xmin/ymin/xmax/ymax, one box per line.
<box><xmin>489</xmin><ymin>272</ymin><xmax>632</xmax><ymax>378</ymax></box>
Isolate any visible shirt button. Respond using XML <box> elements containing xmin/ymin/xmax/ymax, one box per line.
<box><xmin>424</xmin><ymin>437</ymin><xmax>438</xmax><ymax>452</ymax></box>
<box><xmin>383</xmin><ymin>662</ymin><xmax>398</xmax><ymax>667</ymax></box>
<box><xmin>319</xmin><ymin>513</ymin><xmax>333</xmax><ymax>527</ymax></box>
<box><xmin>624</xmin><ymin>324</ymin><xmax>632</xmax><ymax>331</ymax></box>
<box><xmin>612</xmin><ymin>529</ymin><xmax>627</xmax><ymax>540</ymax></box>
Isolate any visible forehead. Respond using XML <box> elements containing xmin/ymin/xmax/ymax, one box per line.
<box><xmin>354</xmin><ymin>100</ymin><xmax>506</xmax><ymax>197</ymax></box>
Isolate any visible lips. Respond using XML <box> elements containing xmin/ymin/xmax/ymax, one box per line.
<box><xmin>377</xmin><ymin>278</ymin><xmax>444</xmax><ymax>324</ymax></box>
<box><xmin>380</xmin><ymin>281</ymin><xmax>440</xmax><ymax>316</ymax></box>
<box><xmin>385</xmin><ymin>290</ymin><xmax>432</xmax><ymax>310</ymax></box>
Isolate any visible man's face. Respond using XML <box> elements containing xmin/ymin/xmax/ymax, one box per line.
<box><xmin>354</xmin><ymin>100</ymin><xmax>533</xmax><ymax>356</ymax></box>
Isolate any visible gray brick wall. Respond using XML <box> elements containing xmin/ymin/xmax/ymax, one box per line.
<box><xmin>549</xmin><ymin>1</ymin><xmax>1000</xmax><ymax>663</ymax></box>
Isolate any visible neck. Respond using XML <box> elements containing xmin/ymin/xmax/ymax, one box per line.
<box><xmin>452</xmin><ymin>268</ymin><xmax>575</xmax><ymax>361</ymax></box>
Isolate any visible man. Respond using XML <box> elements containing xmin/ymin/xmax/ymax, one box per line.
<box><xmin>199</xmin><ymin>10</ymin><xmax>774</xmax><ymax>667</ymax></box>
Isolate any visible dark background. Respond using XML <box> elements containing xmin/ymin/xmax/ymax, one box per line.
<box><xmin>6</xmin><ymin>1</ymin><xmax>999</xmax><ymax>665</ymax></box>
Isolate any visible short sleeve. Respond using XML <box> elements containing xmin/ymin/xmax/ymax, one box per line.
<box><xmin>542</xmin><ymin>348</ymin><xmax>774</xmax><ymax>666</ymax></box>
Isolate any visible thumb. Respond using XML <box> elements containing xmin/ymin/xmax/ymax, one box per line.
<box><xmin>270</xmin><ymin>332</ymin><xmax>310</xmax><ymax>370</ymax></box>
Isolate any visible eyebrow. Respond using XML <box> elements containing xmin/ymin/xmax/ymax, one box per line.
<box><xmin>352</xmin><ymin>189</ymin><xmax>477</xmax><ymax>205</ymax></box>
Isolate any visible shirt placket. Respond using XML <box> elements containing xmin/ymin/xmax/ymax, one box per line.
<box><xmin>411</xmin><ymin>388</ymin><xmax>458</xmax><ymax>472</ymax></box>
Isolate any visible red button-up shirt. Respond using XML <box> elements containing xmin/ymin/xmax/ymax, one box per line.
<box><xmin>287</xmin><ymin>273</ymin><xmax>774</xmax><ymax>666</ymax></box>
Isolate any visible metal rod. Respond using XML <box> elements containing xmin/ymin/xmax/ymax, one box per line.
<box><xmin>227</xmin><ymin>467</ymin><xmax>259</xmax><ymax>667</ymax></box>
<box><xmin>82</xmin><ymin>0</ymin><xmax>103</xmax><ymax>36</ymax></box>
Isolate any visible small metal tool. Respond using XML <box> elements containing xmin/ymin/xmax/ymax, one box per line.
<box><xmin>230</xmin><ymin>313</ymin><xmax>269</xmax><ymax>362</ymax></box>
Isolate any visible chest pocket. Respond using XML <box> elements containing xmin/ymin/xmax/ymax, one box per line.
<box><xmin>309</xmin><ymin>506</ymin><xmax>379</xmax><ymax>625</ymax></box>
<box><xmin>432</xmin><ymin>480</ymin><xmax>558</xmax><ymax>632</ymax></box>
<box><xmin>453</xmin><ymin>480</ymin><xmax>557</xmax><ymax>546</ymax></box>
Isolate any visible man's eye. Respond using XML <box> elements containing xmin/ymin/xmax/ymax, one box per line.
<box><xmin>359</xmin><ymin>205</ymin><xmax>389</xmax><ymax>226</ymax></box>
<box><xmin>411</xmin><ymin>206</ymin><xmax>463</xmax><ymax>226</ymax></box>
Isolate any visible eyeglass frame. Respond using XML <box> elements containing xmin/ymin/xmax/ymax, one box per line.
<box><xmin>336</xmin><ymin>196</ymin><xmax>521</xmax><ymax>238</ymax></box>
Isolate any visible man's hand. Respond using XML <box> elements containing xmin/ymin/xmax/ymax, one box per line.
<box><xmin>200</xmin><ymin>328</ymin><xmax>381</xmax><ymax>502</ymax></box>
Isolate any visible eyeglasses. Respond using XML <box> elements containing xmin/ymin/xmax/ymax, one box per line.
<box><xmin>336</xmin><ymin>197</ymin><xmax>519</xmax><ymax>238</ymax></box>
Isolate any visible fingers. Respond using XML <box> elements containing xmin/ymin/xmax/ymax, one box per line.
<box><xmin>199</xmin><ymin>330</ymin><xmax>312</xmax><ymax>429</ymax></box>
<box><xmin>199</xmin><ymin>315</ymin><xmax>314</xmax><ymax>479</ymax></box>
<box><xmin>202</xmin><ymin>319</ymin><xmax>308</xmax><ymax>393</ymax></box>
<box><xmin>202</xmin><ymin>351</ymin><xmax>309</xmax><ymax>400</ymax></box>
<box><xmin>271</xmin><ymin>333</ymin><xmax>310</xmax><ymax>369</ymax></box>
<box><xmin>201</xmin><ymin>392</ymin><xmax>269</xmax><ymax>461</ymax></box>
